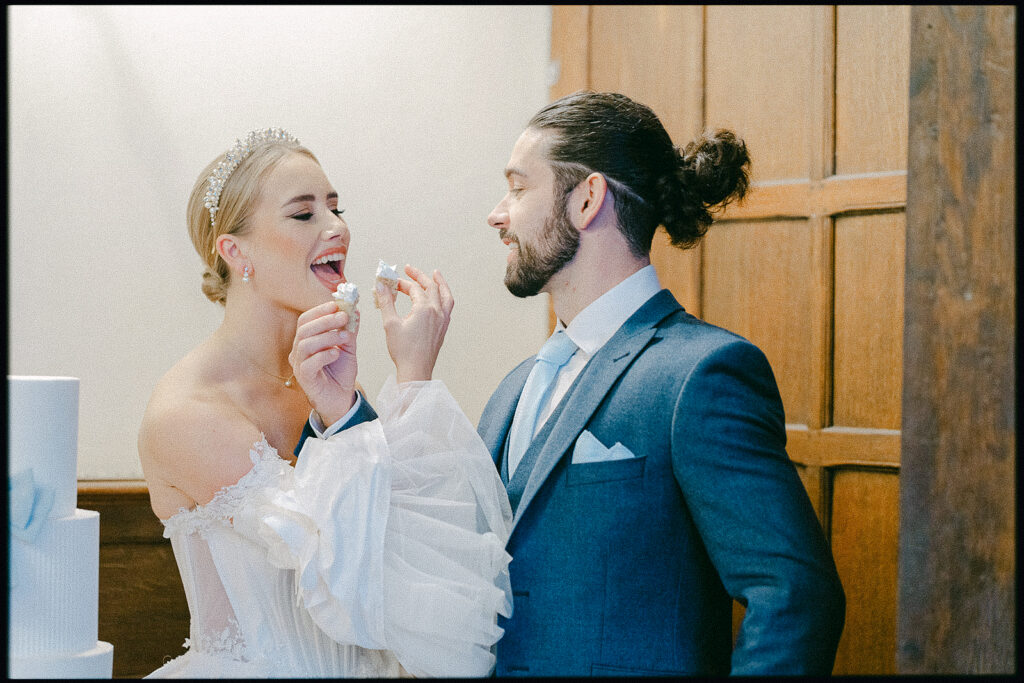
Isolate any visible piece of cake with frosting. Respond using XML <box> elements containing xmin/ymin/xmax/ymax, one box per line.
<box><xmin>332</xmin><ymin>282</ymin><xmax>359</xmax><ymax>332</ymax></box>
<box><xmin>374</xmin><ymin>259</ymin><xmax>400</xmax><ymax>308</ymax></box>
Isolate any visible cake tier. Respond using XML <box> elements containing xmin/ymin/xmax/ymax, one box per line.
<box><xmin>8</xmin><ymin>509</ymin><xmax>101</xmax><ymax>654</ymax></box>
<box><xmin>8</xmin><ymin>640</ymin><xmax>114</xmax><ymax>679</ymax></box>
<box><xmin>7</xmin><ymin>376</ymin><xmax>80</xmax><ymax>518</ymax></box>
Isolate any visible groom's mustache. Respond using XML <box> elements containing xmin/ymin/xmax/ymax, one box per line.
<box><xmin>499</xmin><ymin>229</ymin><xmax>518</xmax><ymax>244</ymax></box>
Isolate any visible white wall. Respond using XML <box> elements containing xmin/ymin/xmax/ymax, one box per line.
<box><xmin>8</xmin><ymin>5</ymin><xmax>553</xmax><ymax>479</ymax></box>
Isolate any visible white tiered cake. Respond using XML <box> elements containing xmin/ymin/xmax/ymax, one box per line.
<box><xmin>8</xmin><ymin>376</ymin><xmax>114</xmax><ymax>678</ymax></box>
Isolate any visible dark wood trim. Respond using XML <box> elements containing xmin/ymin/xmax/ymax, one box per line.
<box><xmin>898</xmin><ymin>5</ymin><xmax>1016</xmax><ymax>674</ymax></box>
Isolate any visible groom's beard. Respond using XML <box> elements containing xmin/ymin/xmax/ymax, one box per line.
<box><xmin>503</xmin><ymin>196</ymin><xmax>579</xmax><ymax>298</ymax></box>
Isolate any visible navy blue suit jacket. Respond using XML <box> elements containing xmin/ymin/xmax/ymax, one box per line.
<box><xmin>293</xmin><ymin>391</ymin><xmax>377</xmax><ymax>457</ymax></box>
<box><xmin>477</xmin><ymin>289</ymin><xmax>845</xmax><ymax>676</ymax></box>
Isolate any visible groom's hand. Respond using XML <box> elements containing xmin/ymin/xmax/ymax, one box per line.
<box><xmin>376</xmin><ymin>265</ymin><xmax>454</xmax><ymax>383</ymax></box>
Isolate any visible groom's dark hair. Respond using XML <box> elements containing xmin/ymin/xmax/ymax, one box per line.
<box><xmin>527</xmin><ymin>90</ymin><xmax>751</xmax><ymax>257</ymax></box>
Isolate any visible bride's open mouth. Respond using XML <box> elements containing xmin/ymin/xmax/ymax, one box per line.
<box><xmin>310</xmin><ymin>248</ymin><xmax>347</xmax><ymax>290</ymax></box>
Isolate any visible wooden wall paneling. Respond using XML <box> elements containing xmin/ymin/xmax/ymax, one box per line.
<box><xmin>810</xmin><ymin>5</ymin><xmax>837</xmax><ymax>183</ymax></box>
<box><xmin>549</xmin><ymin>5</ymin><xmax>590</xmax><ymax>101</ymax></box>
<box><xmin>835</xmin><ymin>6</ymin><xmax>912</xmax><ymax>175</ymax></box>
<box><xmin>820</xmin><ymin>5</ymin><xmax>909</xmax><ymax>673</ymax></box>
<box><xmin>807</xmin><ymin>216</ymin><xmax>834</xmax><ymax>431</ymax></box>
<box><xmin>588</xmin><ymin>5</ymin><xmax>705</xmax><ymax>317</ymax></box>
<box><xmin>898</xmin><ymin>5</ymin><xmax>1016</xmax><ymax>674</ymax></box>
<box><xmin>833</xmin><ymin>212</ymin><xmax>906</xmax><ymax>429</ymax></box>
<box><xmin>79</xmin><ymin>482</ymin><xmax>190</xmax><ymax>679</ymax></box>
<box><xmin>588</xmin><ymin>5</ymin><xmax>703</xmax><ymax>149</ymax></box>
<box><xmin>787</xmin><ymin>426</ymin><xmax>901</xmax><ymax>470</ymax></box>
<box><xmin>719</xmin><ymin>172</ymin><xmax>906</xmax><ymax>222</ymax></box>
<box><xmin>702</xmin><ymin>5</ymin><xmax>822</xmax><ymax>433</ymax></box>
<box><xmin>705</xmin><ymin>5</ymin><xmax>816</xmax><ymax>182</ymax></box>
<box><xmin>805</xmin><ymin>5</ymin><xmax>837</xmax><ymax>434</ymax></box>
<box><xmin>701</xmin><ymin>219</ymin><xmax>816</xmax><ymax>428</ymax></box>
<box><xmin>829</xmin><ymin>467</ymin><xmax>900</xmax><ymax>674</ymax></box>
<box><xmin>649</xmin><ymin>230</ymin><xmax>702</xmax><ymax>318</ymax></box>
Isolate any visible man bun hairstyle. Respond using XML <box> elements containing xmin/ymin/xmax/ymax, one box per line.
<box><xmin>659</xmin><ymin>128</ymin><xmax>750</xmax><ymax>249</ymax></box>
<box><xmin>528</xmin><ymin>91</ymin><xmax>750</xmax><ymax>256</ymax></box>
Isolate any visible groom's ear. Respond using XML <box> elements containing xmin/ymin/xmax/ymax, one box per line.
<box><xmin>571</xmin><ymin>172</ymin><xmax>610</xmax><ymax>232</ymax></box>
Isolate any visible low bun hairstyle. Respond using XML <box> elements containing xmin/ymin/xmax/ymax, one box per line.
<box><xmin>185</xmin><ymin>135</ymin><xmax>316</xmax><ymax>305</ymax></box>
<box><xmin>658</xmin><ymin>129</ymin><xmax>750</xmax><ymax>249</ymax></box>
<box><xmin>528</xmin><ymin>91</ymin><xmax>750</xmax><ymax>256</ymax></box>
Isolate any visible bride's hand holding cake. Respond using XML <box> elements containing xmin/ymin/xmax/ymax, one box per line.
<box><xmin>289</xmin><ymin>298</ymin><xmax>359</xmax><ymax>427</ymax></box>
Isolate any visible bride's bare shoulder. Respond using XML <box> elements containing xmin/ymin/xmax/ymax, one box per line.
<box><xmin>139</xmin><ymin>352</ymin><xmax>263</xmax><ymax>518</ymax></box>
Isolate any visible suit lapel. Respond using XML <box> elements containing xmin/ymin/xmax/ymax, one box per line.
<box><xmin>505</xmin><ymin>382</ymin><xmax>573</xmax><ymax>510</ymax></box>
<box><xmin>509</xmin><ymin>289</ymin><xmax>681</xmax><ymax>534</ymax></box>
<box><xmin>478</xmin><ymin>358</ymin><xmax>534</xmax><ymax>470</ymax></box>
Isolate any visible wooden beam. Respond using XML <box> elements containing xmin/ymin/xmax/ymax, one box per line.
<box><xmin>898</xmin><ymin>5</ymin><xmax>1016</xmax><ymax>674</ymax></box>
<box><xmin>719</xmin><ymin>171</ymin><xmax>907</xmax><ymax>222</ymax></box>
<box><xmin>787</xmin><ymin>426</ymin><xmax>901</xmax><ymax>469</ymax></box>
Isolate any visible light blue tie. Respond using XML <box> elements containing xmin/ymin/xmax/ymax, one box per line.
<box><xmin>508</xmin><ymin>330</ymin><xmax>578</xmax><ymax>479</ymax></box>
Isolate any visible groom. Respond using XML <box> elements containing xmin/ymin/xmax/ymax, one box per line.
<box><xmin>477</xmin><ymin>91</ymin><xmax>845</xmax><ymax>676</ymax></box>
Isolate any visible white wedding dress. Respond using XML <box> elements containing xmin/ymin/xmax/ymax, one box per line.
<box><xmin>147</xmin><ymin>378</ymin><xmax>513</xmax><ymax>678</ymax></box>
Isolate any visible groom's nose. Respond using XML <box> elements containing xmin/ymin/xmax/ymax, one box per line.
<box><xmin>487</xmin><ymin>198</ymin><xmax>508</xmax><ymax>230</ymax></box>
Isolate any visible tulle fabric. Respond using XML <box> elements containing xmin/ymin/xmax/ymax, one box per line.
<box><xmin>147</xmin><ymin>377</ymin><xmax>512</xmax><ymax>678</ymax></box>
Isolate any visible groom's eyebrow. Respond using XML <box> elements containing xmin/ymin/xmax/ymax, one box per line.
<box><xmin>504</xmin><ymin>167</ymin><xmax>526</xmax><ymax>179</ymax></box>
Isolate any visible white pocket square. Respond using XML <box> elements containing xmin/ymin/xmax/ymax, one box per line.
<box><xmin>572</xmin><ymin>430</ymin><xmax>636</xmax><ymax>464</ymax></box>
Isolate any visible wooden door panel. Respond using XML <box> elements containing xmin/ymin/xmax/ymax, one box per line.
<box><xmin>589</xmin><ymin>5</ymin><xmax>703</xmax><ymax>146</ymax></box>
<box><xmin>834</xmin><ymin>212</ymin><xmax>906</xmax><ymax>429</ymax></box>
<box><xmin>650</xmin><ymin>227</ymin><xmax>702</xmax><ymax>316</ymax></box>
<box><xmin>705</xmin><ymin>6</ymin><xmax>817</xmax><ymax>181</ymax></box>
<box><xmin>702</xmin><ymin>219</ymin><xmax>816</xmax><ymax>427</ymax></box>
<box><xmin>830</xmin><ymin>467</ymin><xmax>900</xmax><ymax>674</ymax></box>
<box><xmin>548</xmin><ymin>6</ymin><xmax>590</xmax><ymax>102</ymax></box>
<box><xmin>836</xmin><ymin>6</ymin><xmax>911</xmax><ymax>174</ymax></box>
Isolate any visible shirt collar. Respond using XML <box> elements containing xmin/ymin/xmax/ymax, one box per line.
<box><xmin>556</xmin><ymin>264</ymin><xmax>662</xmax><ymax>356</ymax></box>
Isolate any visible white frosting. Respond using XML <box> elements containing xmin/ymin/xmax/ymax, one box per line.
<box><xmin>9</xmin><ymin>510</ymin><xmax>101</xmax><ymax>653</ymax></box>
<box><xmin>7</xmin><ymin>376</ymin><xmax>113</xmax><ymax>679</ymax></box>
<box><xmin>375</xmin><ymin>259</ymin><xmax>400</xmax><ymax>285</ymax></box>
<box><xmin>8</xmin><ymin>641</ymin><xmax>113</xmax><ymax>679</ymax></box>
<box><xmin>332</xmin><ymin>282</ymin><xmax>359</xmax><ymax>305</ymax></box>
<box><xmin>8</xmin><ymin>376</ymin><xmax>79</xmax><ymax>517</ymax></box>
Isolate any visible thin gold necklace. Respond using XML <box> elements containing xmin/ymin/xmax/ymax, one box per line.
<box><xmin>225</xmin><ymin>338</ymin><xmax>296</xmax><ymax>388</ymax></box>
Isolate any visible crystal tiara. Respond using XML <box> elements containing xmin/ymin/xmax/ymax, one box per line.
<box><xmin>204</xmin><ymin>127</ymin><xmax>300</xmax><ymax>228</ymax></box>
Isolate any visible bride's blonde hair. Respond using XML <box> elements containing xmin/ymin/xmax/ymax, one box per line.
<box><xmin>186</xmin><ymin>132</ymin><xmax>319</xmax><ymax>304</ymax></box>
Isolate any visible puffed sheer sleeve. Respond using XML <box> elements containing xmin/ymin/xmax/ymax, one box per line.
<box><xmin>231</xmin><ymin>377</ymin><xmax>513</xmax><ymax>678</ymax></box>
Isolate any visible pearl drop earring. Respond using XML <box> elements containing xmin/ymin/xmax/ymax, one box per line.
<box><xmin>243</xmin><ymin>265</ymin><xmax>251</xmax><ymax>283</ymax></box>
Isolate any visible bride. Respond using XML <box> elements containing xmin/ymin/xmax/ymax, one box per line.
<box><xmin>138</xmin><ymin>128</ymin><xmax>513</xmax><ymax>677</ymax></box>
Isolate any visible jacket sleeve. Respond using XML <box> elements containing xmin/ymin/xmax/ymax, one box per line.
<box><xmin>293</xmin><ymin>390</ymin><xmax>379</xmax><ymax>457</ymax></box>
<box><xmin>670</xmin><ymin>339</ymin><xmax>845</xmax><ymax>674</ymax></box>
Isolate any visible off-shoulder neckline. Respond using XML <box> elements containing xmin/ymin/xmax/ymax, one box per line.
<box><xmin>159</xmin><ymin>434</ymin><xmax>283</xmax><ymax>526</ymax></box>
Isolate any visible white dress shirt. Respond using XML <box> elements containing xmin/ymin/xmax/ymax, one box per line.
<box><xmin>309</xmin><ymin>392</ymin><xmax>364</xmax><ymax>439</ymax></box>
<box><xmin>526</xmin><ymin>264</ymin><xmax>662</xmax><ymax>439</ymax></box>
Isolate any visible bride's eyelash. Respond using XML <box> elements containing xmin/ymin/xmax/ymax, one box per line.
<box><xmin>291</xmin><ymin>209</ymin><xmax>345</xmax><ymax>221</ymax></box>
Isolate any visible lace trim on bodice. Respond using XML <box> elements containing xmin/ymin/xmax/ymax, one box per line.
<box><xmin>182</xmin><ymin>614</ymin><xmax>249</xmax><ymax>659</ymax></box>
<box><xmin>161</xmin><ymin>435</ymin><xmax>284</xmax><ymax>538</ymax></box>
